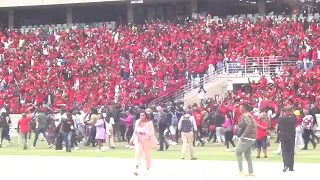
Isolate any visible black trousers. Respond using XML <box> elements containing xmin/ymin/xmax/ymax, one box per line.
<box><xmin>281</xmin><ymin>139</ymin><xmax>295</xmax><ymax>170</ymax></box>
<box><xmin>303</xmin><ymin>129</ymin><xmax>316</xmax><ymax>149</ymax></box>
<box><xmin>225</xmin><ymin>131</ymin><xmax>235</xmax><ymax>149</ymax></box>
<box><xmin>158</xmin><ymin>127</ymin><xmax>168</xmax><ymax>150</ymax></box>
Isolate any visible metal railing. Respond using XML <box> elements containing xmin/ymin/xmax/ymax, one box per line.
<box><xmin>151</xmin><ymin>56</ymin><xmax>300</xmax><ymax>105</ymax></box>
<box><xmin>151</xmin><ymin>67</ymin><xmax>227</xmax><ymax>105</ymax></box>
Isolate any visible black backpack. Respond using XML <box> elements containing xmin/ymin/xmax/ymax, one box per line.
<box><xmin>181</xmin><ymin>116</ymin><xmax>193</xmax><ymax>132</ymax></box>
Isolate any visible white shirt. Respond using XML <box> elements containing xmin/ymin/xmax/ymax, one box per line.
<box><xmin>198</xmin><ymin>88</ymin><xmax>207</xmax><ymax>100</ymax></box>
<box><xmin>0</xmin><ymin>107</ymin><xmax>7</xmax><ymax>114</ymax></box>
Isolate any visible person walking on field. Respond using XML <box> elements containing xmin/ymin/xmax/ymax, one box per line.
<box><xmin>277</xmin><ymin>106</ymin><xmax>297</xmax><ymax>172</ymax></box>
<box><xmin>130</xmin><ymin>111</ymin><xmax>158</xmax><ymax>176</ymax></box>
<box><xmin>178</xmin><ymin>109</ymin><xmax>197</xmax><ymax>160</ymax></box>
<box><xmin>235</xmin><ymin>103</ymin><xmax>257</xmax><ymax>177</ymax></box>
<box><xmin>255</xmin><ymin>115</ymin><xmax>269</xmax><ymax>159</ymax></box>
<box><xmin>17</xmin><ymin>113</ymin><xmax>33</xmax><ymax>150</ymax></box>
<box><xmin>32</xmin><ymin>109</ymin><xmax>53</xmax><ymax>149</ymax></box>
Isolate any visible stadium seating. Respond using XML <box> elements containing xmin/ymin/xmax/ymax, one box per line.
<box><xmin>0</xmin><ymin>13</ymin><xmax>319</xmax><ymax>113</ymax></box>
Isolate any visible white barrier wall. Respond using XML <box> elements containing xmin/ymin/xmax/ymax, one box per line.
<box><xmin>0</xmin><ymin>0</ymin><xmax>125</xmax><ymax>7</ymax></box>
<box><xmin>9</xmin><ymin>114</ymin><xmax>22</xmax><ymax>129</ymax></box>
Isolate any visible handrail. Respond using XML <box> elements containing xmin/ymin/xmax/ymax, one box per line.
<box><xmin>151</xmin><ymin>67</ymin><xmax>226</xmax><ymax>105</ymax></box>
<box><xmin>151</xmin><ymin>56</ymin><xmax>299</xmax><ymax>105</ymax></box>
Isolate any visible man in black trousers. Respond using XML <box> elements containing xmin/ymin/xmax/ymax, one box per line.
<box><xmin>156</xmin><ymin>106</ymin><xmax>170</xmax><ymax>151</ymax></box>
<box><xmin>277</xmin><ymin>106</ymin><xmax>297</xmax><ymax>172</ymax></box>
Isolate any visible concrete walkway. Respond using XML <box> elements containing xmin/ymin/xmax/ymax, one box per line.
<box><xmin>0</xmin><ymin>155</ymin><xmax>318</xmax><ymax>180</ymax></box>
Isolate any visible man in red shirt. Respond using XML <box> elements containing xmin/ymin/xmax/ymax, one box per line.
<box><xmin>255</xmin><ymin>115</ymin><xmax>269</xmax><ymax>159</ymax></box>
<box><xmin>17</xmin><ymin>113</ymin><xmax>33</xmax><ymax>150</ymax></box>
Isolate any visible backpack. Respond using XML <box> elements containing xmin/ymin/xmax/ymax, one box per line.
<box><xmin>171</xmin><ymin>112</ymin><xmax>179</xmax><ymax>126</ymax></box>
<box><xmin>180</xmin><ymin>116</ymin><xmax>193</xmax><ymax>132</ymax></box>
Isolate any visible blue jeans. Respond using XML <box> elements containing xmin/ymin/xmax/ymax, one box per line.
<box><xmin>33</xmin><ymin>128</ymin><xmax>50</xmax><ymax>147</ymax></box>
<box><xmin>63</xmin><ymin>131</ymin><xmax>73</xmax><ymax>151</ymax></box>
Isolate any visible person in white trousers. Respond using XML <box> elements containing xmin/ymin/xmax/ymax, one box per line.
<box><xmin>295</xmin><ymin>125</ymin><xmax>304</xmax><ymax>148</ymax></box>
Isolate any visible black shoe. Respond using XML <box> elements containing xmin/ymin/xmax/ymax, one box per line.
<box><xmin>181</xmin><ymin>157</ymin><xmax>184</xmax><ymax>160</ymax></box>
<box><xmin>255</xmin><ymin>156</ymin><xmax>260</xmax><ymax>159</ymax></box>
<box><xmin>157</xmin><ymin>149</ymin><xmax>164</xmax><ymax>151</ymax></box>
<box><xmin>289</xmin><ymin>169</ymin><xmax>294</xmax><ymax>171</ymax></box>
<box><xmin>301</xmin><ymin>148</ymin><xmax>308</xmax><ymax>150</ymax></box>
<box><xmin>165</xmin><ymin>144</ymin><xmax>170</xmax><ymax>150</ymax></box>
<box><xmin>201</xmin><ymin>141</ymin><xmax>205</xmax><ymax>147</ymax></box>
<box><xmin>283</xmin><ymin>166</ymin><xmax>288</xmax><ymax>172</ymax></box>
<box><xmin>313</xmin><ymin>143</ymin><xmax>317</xmax><ymax>149</ymax></box>
<box><xmin>191</xmin><ymin>157</ymin><xmax>197</xmax><ymax>160</ymax></box>
<box><xmin>23</xmin><ymin>146</ymin><xmax>27</xmax><ymax>150</ymax></box>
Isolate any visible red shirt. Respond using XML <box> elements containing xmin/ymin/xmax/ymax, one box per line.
<box><xmin>256</xmin><ymin>120</ymin><xmax>268</xmax><ymax>140</ymax></box>
<box><xmin>193</xmin><ymin>112</ymin><xmax>202</xmax><ymax>126</ymax></box>
<box><xmin>18</xmin><ymin>116</ymin><xmax>32</xmax><ymax>133</ymax></box>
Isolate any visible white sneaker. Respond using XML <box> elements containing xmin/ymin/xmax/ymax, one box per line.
<box><xmin>129</xmin><ymin>146</ymin><xmax>135</xmax><ymax>149</ymax></box>
<box><xmin>95</xmin><ymin>149</ymin><xmax>102</xmax><ymax>152</ymax></box>
<box><xmin>74</xmin><ymin>147</ymin><xmax>80</xmax><ymax>150</ymax></box>
<box><xmin>273</xmin><ymin>151</ymin><xmax>281</xmax><ymax>155</ymax></box>
<box><xmin>170</xmin><ymin>142</ymin><xmax>177</xmax><ymax>145</ymax></box>
<box><xmin>48</xmin><ymin>144</ymin><xmax>53</xmax><ymax>148</ymax></box>
<box><xmin>31</xmin><ymin>146</ymin><xmax>35</xmax><ymax>149</ymax></box>
<box><xmin>224</xmin><ymin>149</ymin><xmax>230</xmax><ymax>152</ymax></box>
<box><xmin>196</xmin><ymin>141</ymin><xmax>200</xmax><ymax>146</ymax></box>
<box><xmin>232</xmin><ymin>147</ymin><xmax>237</xmax><ymax>152</ymax></box>
<box><xmin>125</xmin><ymin>145</ymin><xmax>130</xmax><ymax>148</ymax></box>
<box><xmin>144</xmin><ymin>169</ymin><xmax>150</xmax><ymax>175</ymax></box>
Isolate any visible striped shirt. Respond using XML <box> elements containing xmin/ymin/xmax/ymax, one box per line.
<box><xmin>302</xmin><ymin>115</ymin><xmax>314</xmax><ymax>130</ymax></box>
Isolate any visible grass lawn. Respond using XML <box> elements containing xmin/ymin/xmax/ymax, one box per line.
<box><xmin>0</xmin><ymin>137</ymin><xmax>319</xmax><ymax>163</ymax></box>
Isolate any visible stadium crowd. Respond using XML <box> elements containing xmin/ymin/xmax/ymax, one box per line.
<box><xmin>0</xmin><ymin>10</ymin><xmax>319</xmax><ymax>158</ymax></box>
<box><xmin>1</xmin><ymin>13</ymin><xmax>320</xmax><ymax>113</ymax></box>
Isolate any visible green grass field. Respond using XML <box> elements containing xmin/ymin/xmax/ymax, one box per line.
<box><xmin>0</xmin><ymin>137</ymin><xmax>319</xmax><ymax>163</ymax></box>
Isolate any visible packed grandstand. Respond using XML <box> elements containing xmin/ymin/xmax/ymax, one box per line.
<box><xmin>0</xmin><ymin>0</ymin><xmax>319</xmax><ymax>156</ymax></box>
<box><xmin>1</xmin><ymin>10</ymin><xmax>320</xmax><ymax>113</ymax></box>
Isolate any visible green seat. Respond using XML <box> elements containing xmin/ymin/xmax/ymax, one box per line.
<box><xmin>307</xmin><ymin>14</ymin><xmax>313</xmax><ymax>21</ymax></box>
<box><xmin>92</xmin><ymin>22</ymin><xmax>98</xmax><ymax>28</ymax></box>
<box><xmin>292</xmin><ymin>14</ymin><xmax>297</xmax><ymax>19</ymax></box>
